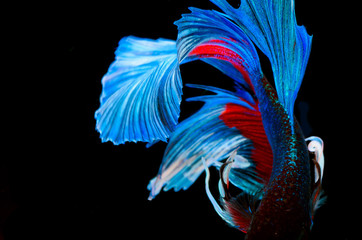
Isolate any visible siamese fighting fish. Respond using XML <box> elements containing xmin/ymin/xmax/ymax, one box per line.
<box><xmin>95</xmin><ymin>0</ymin><xmax>325</xmax><ymax>239</ymax></box>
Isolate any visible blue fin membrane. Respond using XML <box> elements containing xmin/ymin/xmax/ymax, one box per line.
<box><xmin>176</xmin><ymin>7</ymin><xmax>263</xmax><ymax>90</ymax></box>
<box><xmin>148</xmin><ymin>85</ymin><xmax>263</xmax><ymax>199</ymax></box>
<box><xmin>95</xmin><ymin>36</ymin><xmax>182</xmax><ymax>144</ymax></box>
<box><xmin>210</xmin><ymin>0</ymin><xmax>312</xmax><ymax>120</ymax></box>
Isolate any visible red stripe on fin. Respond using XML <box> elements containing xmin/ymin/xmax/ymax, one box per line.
<box><xmin>189</xmin><ymin>38</ymin><xmax>272</xmax><ymax>183</ymax></box>
<box><xmin>189</xmin><ymin>39</ymin><xmax>254</xmax><ymax>91</ymax></box>
<box><xmin>219</xmin><ymin>101</ymin><xmax>273</xmax><ymax>183</ymax></box>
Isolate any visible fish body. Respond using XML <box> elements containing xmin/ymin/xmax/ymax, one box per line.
<box><xmin>245</xmin><ymin>77</ymin><xmax>311</xmax><ymax>239</ymax></box>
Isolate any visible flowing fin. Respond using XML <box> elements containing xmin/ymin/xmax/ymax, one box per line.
<box><xmin>175</xmin><ymin>7</ymin><xmax>263</xmax><ymax>91</ymax></box>
<box><xmin>95</xmin><ymin>36</ymin><xmax>182</xmax><ymax>144</ymax></box>
<box><xmin>306</xmin><ymin>136</ymin><xmax>325</xmax><ymax>183</ymax></box>
<box><xmin>223</xmin><ymin>190</ymin><xmax>262</xmax><ymax>233</ymax></box>
<box><xmin>177</xmin><ymin>7</ymin><xmax>273</xmax><ymax>184</ymax></box>
<box><xmin>203</xmin><ymin>154</ymin><xmax>262</xmax><ymax>233</ymax></box>
<box><xmin>220</xmin><ymin>97</ymin><xmax>273</xmax><ymax>184</ymax></box>
<box><xmin>148</xmin><ymin>85</ymin><xmax>255</xmax><ymax>199</ymax></box>
<box><xmin>306</xmin><ymin>136</ymin><xmax>326</xmax><ymax>224</ymax></box>
<box><xmin>148</xmin><ymin>7</ymin><xmax>274</xmax><ymax>199</ymax></box>
<box><xmin>202</xmin><ymin>157</ymin><xmax>235</xmax><ymax>226</ymax></box>
<box><xmin>218</xmin><ymin>152</ymin><xmax>236</xmax><ymax>199</ymax></box>
<box><xmin>210</xmin><ymin>0</ymin><xmax>313</xmax><ymax>121</ymax></box>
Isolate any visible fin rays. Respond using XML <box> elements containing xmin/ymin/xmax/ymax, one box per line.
<box><xmin>95</xmin><ymin>36</ymin><xmax>183</xmax><ymax>144</ymax></box>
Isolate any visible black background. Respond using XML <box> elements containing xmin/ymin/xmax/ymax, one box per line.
<box><xmin>2</xmin><ymin>0</ymin><xmax>359</xmax><ymax>239</ymax></box>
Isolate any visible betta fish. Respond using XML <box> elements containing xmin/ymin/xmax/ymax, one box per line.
<box><xmin>94</xmin><ymin>0</ymin><xmax>325</xmax><ymax>239</ymax></box>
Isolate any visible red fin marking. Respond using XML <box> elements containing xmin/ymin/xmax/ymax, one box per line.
<box><xmin>189</xmin><ymin>38</ymin><xmax>273</xmax><ymax>232</ymax></box>
<box><xmin>224</xmin><ymin>201</ymin><xmax>251</xmax><ymax>233</ymax></box>
<box><xmin>219</xmin><ymin>102</ymin><xmax>272</xmax><ymax>232</ymax></box>
<box><xmin>219</xmin><ymin>103</ymin><xmax>273</xmax><ymax>182</ymax></box>
<box><xmin>189</xmin><ymin>39</ymin><xmax>253</xmax><ymax>90</ymax></box>
<box><xmin>189</xmin><ymin>39</ymin><xmax>272</xmax><ymax>181</ymax></box>
<box><xmin>222</xmin><ymin>190</ymin><xmax>262</xmax><ymax>233</ymax></box>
